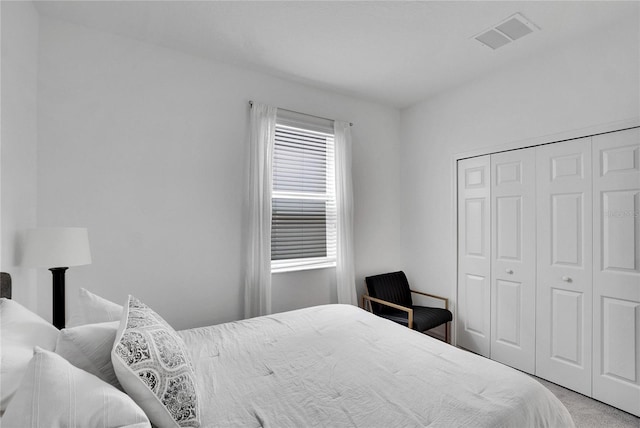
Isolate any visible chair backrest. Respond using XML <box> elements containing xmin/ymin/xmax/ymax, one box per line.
<box><xmin>365</xmin><ymin>271</ymin><xmax>412</xmax><ymax>314</ymax></box>
<box><xmin>0</xmin><ymin>272</ymin><xmax>11</xmax><ymax>299</ymax></box>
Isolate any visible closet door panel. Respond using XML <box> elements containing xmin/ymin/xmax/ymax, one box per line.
<box><xmin>490</xmin><ymin>149</ymin><xmax>536</xmax><ymax>374</ymax></box>
<box><xmin>551</xmin><ymin>289</ymin><xmax>583</xmax><ymax>364</ymax></box>
<box><xmin>457</xmin><ymin>156</ymin><xmax>491</xmax><ymax>356</ymax></box>
<box><xmin>536</xmin><ymin>137</ymin><xmax>592</xmax><ymax>396</ymax></box>
<box><xmin>495</xmin><ymin>279</ymin><xmax>522</xmax><ymax>346</ymax></box>
<box><xmin>593</xmin><ymin>128</ymin><xmax>640</xmax><ymax>417</ymax></box>
<box><xmin>495</xmin><ymin>196</ymin><xmax>522</xmax><ymax>260</ymax></box>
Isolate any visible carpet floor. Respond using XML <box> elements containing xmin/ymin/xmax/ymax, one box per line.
<box><xmin>532</xmin><ymin>376</ymin><xmax>639</xmax><ymax>428</ymax></box>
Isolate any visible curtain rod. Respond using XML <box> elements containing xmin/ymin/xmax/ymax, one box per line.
<box><xmin>249</xmin><ymin>101</ymin><xmax>353</xmax><ymax>127</ymax></box>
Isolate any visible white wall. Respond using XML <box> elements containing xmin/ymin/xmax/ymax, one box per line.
<box><xmin>36</xmin><ymin>17</ymin><xmax>403</xmax><ymax>329</ymax></box>
<box><xmin>399</xmin><ymin>17</ymin><xmax>639</xmax><ymax>321</ymax></box>
<box><xmin>0</xmin><ymin>1</ymin><xmax>39</xmax><ymax>310</ymax></box>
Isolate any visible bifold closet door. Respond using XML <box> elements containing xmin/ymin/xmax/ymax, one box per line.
<box><xmin>490</xmin><ymin>148</ymin><xmax>536</xmax><ymax>374</ymax></box>
<box><xmin>592</xmin><ymin>128</ymin><xmax>640</xmax><ymax>416</ymax></box>
<box><xmin>457</xmin><ymin>155</ymin><xmax>491</xmax><ymax>357</ymax></box>
<box><xmin>535</xmin><ymin>138</ymin><xmax>592</xmax><ymax>396</ymax></box>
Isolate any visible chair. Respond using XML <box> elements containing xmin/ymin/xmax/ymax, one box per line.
<box><xmin>362</xmin><ymin>271</ymin><xmax>453</xmax><ymax>343</ymax></box>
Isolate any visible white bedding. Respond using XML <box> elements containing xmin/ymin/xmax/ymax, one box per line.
<box><xmin>180</xmin><ymin>304</ymin><xmax>574</xmax><ymax>428</ymax></box>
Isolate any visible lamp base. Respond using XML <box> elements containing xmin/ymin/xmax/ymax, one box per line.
<box><xmin>50</xmin><ymin>267</ymin><xmax>68</xmax><ymax>329</ymax></box>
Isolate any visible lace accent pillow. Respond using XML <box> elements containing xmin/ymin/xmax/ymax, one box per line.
<box><xmin>111</xmin><ymin>296</ymin><xmax>200</xmax><ymax>428</ymax></box>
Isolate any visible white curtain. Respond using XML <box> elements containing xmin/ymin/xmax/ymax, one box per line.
<box><xmin>334</xmin><ymin>121</ymin><xmax>358</xmax><ymax>305</ymax></box>
<box><xmin>244</xmin><ymin>102</ymin><xmax>277</xmax><ymax>318</ymax></box>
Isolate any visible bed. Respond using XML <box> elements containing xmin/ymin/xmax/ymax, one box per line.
<box><xmin>0</xmin><ymin>280</ymin><xmax>574</xmax><ymax>428</ymax></box>
<box><xmin>182</xmin><ymin>304</ymin><xmax>573</xmax><ymax>427</ymax></box>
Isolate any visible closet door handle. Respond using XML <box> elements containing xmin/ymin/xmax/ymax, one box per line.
<box><xmin>505</xmin><ymin>269</ymin><xmax>514</xmax><ymax>274</ymax></box>
<box><xmin>561</xmin><ymin>276</ymin><xmax>571</xmax><ymax>282</ymax></box>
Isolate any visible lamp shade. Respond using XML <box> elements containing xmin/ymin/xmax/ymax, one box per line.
<box><xmin>22</xmin><ymin>228</ymin><xmax>92</xmax><ymax>269</ymax></box>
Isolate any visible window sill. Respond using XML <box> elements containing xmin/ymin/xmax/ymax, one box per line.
<box><xmin>271</xmin><ymin>259</ymin><xmax>336</xmax><ymax>274</ymax></box>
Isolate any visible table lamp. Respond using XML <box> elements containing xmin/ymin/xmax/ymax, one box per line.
<box><xmin>22</xmin><ymin>227</ymin><xmax>92</xmax><ymax>329</ymax></box>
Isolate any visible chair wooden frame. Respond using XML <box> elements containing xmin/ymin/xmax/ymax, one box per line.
<box><xmin>362</xmin><ymin>286</ymin><xmax>450</xmax><ymax>343</ymax></box>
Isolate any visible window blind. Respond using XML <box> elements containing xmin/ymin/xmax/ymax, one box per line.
<box><xmin>271</xmin><ymin>123</ymin><xmax>336</xmax><ymax>271</ymax></box>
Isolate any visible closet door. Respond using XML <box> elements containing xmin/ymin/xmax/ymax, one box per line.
<box><xmin>457</xmin><ymin>156</ymin><xmax>491</xmax><ymax>356</ymax></box>
<box><xmin>535</xmin><ymin>138</ymin><xmax>592</xmax><ymax>396</ymax></box>
<box><xmin>490</xmin><ymin>148</ymin><xmax>536</xmax><ymax>373</ymax></box>
<box><xmin>592</xmin><ymin>128</ymin><xmax>640</xmax><ymax>416</ymax></box>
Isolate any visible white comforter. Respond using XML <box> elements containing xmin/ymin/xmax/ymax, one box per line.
<box><xmin>179</xmin><ymin>304</ymin><xmax>574</xmax><ymax>428</ymax></box>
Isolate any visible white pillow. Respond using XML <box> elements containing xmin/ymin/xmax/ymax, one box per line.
<box><xmin>0</xmin><ymin>298</ymin><xmax>59</xmax><ymax>413</ymax></box>
<box><xmin>112</xmin><ymin>296</ymin><xmax>200</xmax><ymax>428</ymax></box>
<box><xmin>66</xmin><ymin>287</ymin><xmax>123</xmax><ymax>327</ymax></box>
<box><xmin>55</xmin><ymin>321</ymin><xmax>122</xmax><ymax>389</ymax></box>
<box><xmin>2</xmin><ymin>347</ymin><xmax>150</xmax><ymax>428</ymax></box>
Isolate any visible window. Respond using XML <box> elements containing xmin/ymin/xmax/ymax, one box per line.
<box><xmin>271</xmin><ymin>117</ymin><xmax>336</xmax><ymax>273</ymax></box>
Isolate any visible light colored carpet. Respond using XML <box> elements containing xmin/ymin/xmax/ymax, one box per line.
<box><xmin>532</xmin><ymin>376</ymin><xmax>640</xmax><ymax>428</ymax></box>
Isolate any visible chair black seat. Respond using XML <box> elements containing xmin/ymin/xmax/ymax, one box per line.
<box><xmin>364</xmin><ymin>271</ymin><xmax>453</xmax><ymax>340</ymax></box>
<box><xmin>379</xmin><ymin>306</ymin><xmax>453</xmax><ymax>332</ymax></box>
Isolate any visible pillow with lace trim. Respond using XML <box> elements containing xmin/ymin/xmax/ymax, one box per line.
<box><xmin>111</xmin><ymin>296</ymin><xmax>200</xmax><ymax>428</ymax></box>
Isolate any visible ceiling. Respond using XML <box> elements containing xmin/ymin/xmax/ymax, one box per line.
<box><xmin>34</xmin><ymin>1</ymin><xmax>639</xmax><ymax>109</ymax></box>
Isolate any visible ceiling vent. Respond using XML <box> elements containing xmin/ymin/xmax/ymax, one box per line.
<box><xmin>473</xmin><ymin>13</ymin><xmax>539</xmax><ymax>50</ymax></box>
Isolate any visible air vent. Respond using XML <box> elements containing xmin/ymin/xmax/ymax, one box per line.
<box><xmin>473</xmin><ymin>13</ymin><xmax>539</xmax><ymax>50</ymax></box>
<box><xmin>476</xmin><ymin>30</ymin><xmax>511</xmax><ymax>50</ymax></box>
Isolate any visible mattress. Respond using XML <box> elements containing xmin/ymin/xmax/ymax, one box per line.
<box><xmin>179</xmin><ymin>304</ymin><xmax>574</xmax><ymax>427</ymax></box>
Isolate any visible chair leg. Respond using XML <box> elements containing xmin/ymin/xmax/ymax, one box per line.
<box><xmin>445</xmin><ymin>323</ymin><xmax>449</xmax><ymax>344</ymax></box>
